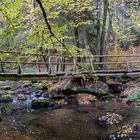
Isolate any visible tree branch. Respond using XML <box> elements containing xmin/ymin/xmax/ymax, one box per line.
<box><xmin>35</xmin><ymin>0</ymin><xmax>70</xmax><ymax>53</ymax></box>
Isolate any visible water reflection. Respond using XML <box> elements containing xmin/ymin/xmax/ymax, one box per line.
<box><xmin>0</xmin><ymin>101</ymin><xmax>140</xmax><ymax>140</ymax></box>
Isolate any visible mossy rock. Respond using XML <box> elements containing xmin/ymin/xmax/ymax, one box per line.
<box><xmin>0</xmin><ymin>104</ymin><xmax>15</xmax><ymax>114</ymax></box>
<box><xmin>0</xmin><ymin>94</ymin><xmax>13</xmax><ymax>102</ymax></box>
<box><xmin>128</xmin><ymin>90</ymin><xmax>140</xmax><ymax>105</ymax></box>
<box><xmin>36</xmin><ymin>82</ymin><xmax>48</xmax><ymax>90</ymax></box>
<box><xmin>18</xmin><ymin>93</ymin><xmax>27</xmax><ymax>100</ymax></box>
<box><xmin>89</xmin><ymin>82</ymin><xmax>109</xmax><ymax>95</ymax></box>
<box><xmin>0</xmin><ymin>86</ymin><xmax>12</xmax><ymax>90</ymax></box>
<box><xmin>31</xmin><ymin>99</ymin><xmax>54</xmax><ymax>109</ymax></box>
<box><xmin>109</xmin><ymin>123</ymin><xmax>138</xmax><ymax>140</ymax></box>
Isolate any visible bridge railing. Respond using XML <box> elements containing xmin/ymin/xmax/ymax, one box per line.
<box><xmin>1</xmin><ymin>52</ymin><xmax>140</xmax><ymax>75</ymax></box>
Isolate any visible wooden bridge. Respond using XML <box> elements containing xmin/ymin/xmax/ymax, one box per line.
<box><xmin>1</xmin><ymin>50</ymin><xmax>140</xmax><ymax>80</ymax></box>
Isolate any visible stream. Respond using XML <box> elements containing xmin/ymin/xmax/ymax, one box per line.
<box><xmin>0</xmin><ymin>81</ymin><xmax>140</xmax><ymax>140</ymax></box>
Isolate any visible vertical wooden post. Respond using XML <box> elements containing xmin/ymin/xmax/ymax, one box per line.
<box><xmin>61</xmin><ymin>56</ymin><xmax>65</xmax><ymax>72</ymax></box>
<box><xmin>38</xmin><ymin>63</ymin><xmax>41</xmax><ymax>72</ymax></box>
<box><xmin>18</xmin><ymin>64</ymin><xmax>22</xmax><ymax>75</ymax></box>
<box><xmin>0</xmin><ymin>64</ymin><xmax>5</xmax><ymax>73</ymax></box>
<box><xmin>48</xmin><ymin>56</ymin><xmax>52</xmax><ymax>74</ymax></box>
<box><xmin>56</xmin><ymin>57</ymin><xmax>60</xmax><ymax>72</ymax></box>
<box><xmin>73</xmin><ymin>57</ymin><xmax>76</xmax><ymax>72</ymax></box>
<box><xmin>90</xmin><ymin>56</ymin><xmax>94</xmax><ymax>71</ymax></box>
<box><xmin>125</xmin><ymin>56</ymin><xmax>132</xmax><ymax>72</ymax></box>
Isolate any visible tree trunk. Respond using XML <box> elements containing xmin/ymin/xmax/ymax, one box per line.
<box><xmin>74</xmin><ymin>27</ymin><xmax>81</xmax><ymax>63</ymax></box>
<box><xmin>74</xmin><ymin>27</ymin><xmax>80</xmax><ymax>48</ymax></box>
<box><xmin>105</xmin><ymin>11</ymin><xmax>113</xmax><ymax>70</ymax></box>
<box><xmin>100</xmin><ymin>0</ymin><xmax>109</xmax><ymax>69</ymax></box>
<box><xmin>96</xmin><ymin>0</ymin><xmax>101</xmax><ymax>64</ymax></box>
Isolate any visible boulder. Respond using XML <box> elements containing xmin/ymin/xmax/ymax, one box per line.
<box><xmin>35</xmin><ymin>81</ymin><xmax>48</xmax><ymax>90</ymax></box>
<box><xmin>55</xmin><ymin>99</ymin><xmax>68</xmax><ymax>105</ymax></box>
<box><xmin>76</xmin><ymin>93</ymin><xmax>97</xmax><ymax>105</ymax></box>
<box><xmin>84</xmin><ymin>82</ymin><xmax>109</xmax><ymax>95</ymax></box>
<box><xmin>59</xmin><ymin>81</ymin><xmax>110</xmax><ymax>96</ymax></box>
<box><xmin>31</xmin><ymin>99</ymin><xmax>54</xmax><ymax>109</ymax></box>
<box><xmin>97</xmin><ymin>112</ymin><xmax>123</xmax><ymax>126</ymax></box>
<box><xmin>0</xmin><ymin>86</ymin><xmax>12</xmax><ymax>90</ymax></box>
<box><xmin>0</xmin><ymin>105</ymin><xmax>15</xmax><ymax>115</ymax></box>
<box><xmin>18</xmin><ymin>93</ymin><xmax>27</xmax><ymax>100</ymax></box>
<box><xmin>113</xmin><ymin>84</ymin><xmax>128</xmax><ymax>94</ymax></box>
<box><xmin>0</xmin><ymin>94</ymin><xmax>13</xmax><ymax>102</ymax></box>
<box><xmin>122</xmin><ymin>85</ymin><xmax>140</xmax><ymax>105</ymax></box>
<box><xmin>35</xmin><ymin>90</ymin><xmax>43</xmax><ymax>98</ymax></box>
<box><xmin>22</xmin><ymin>82</ymin><xmax>32</xmax><ymax>88</ymax></box>
<box><xmin>50</xmin><ymin>78</ymin><xmax>81</xmax><ymax>94</ymax></box>
<box><xmin>127</xmin><ymin>89</ymin><xmax>140</xmax><ymax>105</ymax></box>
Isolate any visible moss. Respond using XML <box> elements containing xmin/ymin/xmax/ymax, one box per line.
<box><xmin>31</xmin><ymin>99</ymin><xmax>54</xmax><ymax>109</ymax></box>
<box><xmin>0</xmin><ymin>104</ymin><xmax>15</xmax><ymax>114</ymax></box>
<box><xmin>0</xmin><ymin>94</ymin><xmax>13</xmax><ymax>102</ymax></box>
<box><xmin>128</xmin><ymin>90</ymin><xmax>140</xmax><ymax>105</ymax></box>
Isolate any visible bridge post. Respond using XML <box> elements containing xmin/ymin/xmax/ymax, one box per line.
<box><xmin>73</xmin><ymin>57</ymin><xmax>76</xmax><ymax>72</ymax></box>
<box><xmin>48</xmin><ymin>56</ymin><xmax>52</xmax><ymax>74</ymax></box>
<box><xmin>125</xmin><ymin>56</ymin><xmax>132</xmax><ymax>72</ymax></box>
<box><xmin>0</xmin><ymin>64</ymin><xmax>5</xmax><ymax>73</ymax></box>
<box><xmin>17</xmin><ymin>64</ymin><xmax>22</xmax><ymax>75</ymax></box>
<box><xmin>90</xmin><ymin>56</ymin><xmax>94</xmax><ymax>71</ymax></box>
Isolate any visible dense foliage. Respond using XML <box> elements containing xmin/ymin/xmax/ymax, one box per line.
<box><xmin>0</xmin><ymin>0</ymin><xmax>139</xmax><ymax>61</ymax></box>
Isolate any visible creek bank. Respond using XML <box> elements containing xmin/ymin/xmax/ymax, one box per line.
<box><xmin>1</xmin><ymin>77</ymin><xmax>140</xmax><ymax>111</ymax></box>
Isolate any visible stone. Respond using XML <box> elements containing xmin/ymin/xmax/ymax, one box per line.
<box><xmin>7</xmin><ymin>90</ymin><xmax>15</xmax><ymax>95</ymax></box>
<box><xmin>0</xmin><ymin>94</ymin><xmax>13</xmax><ymax>102</ymax></box>
<box><xmin>0</xmin><ymin>105</ymin><xmax>15</xmax><ymax>115</ymax></box>
<box><xmin>122</xmin><ymin>86</ymin><xmax>140</xmax><ymax>105</ymax></box>
<box><xmin>36</xmin><ymin>81</ymin><xmax>48</xmax><ymax>90</ymax></box>
<box><xmin>0</xmin><ymin>86</ymin><xmax>12</xmax><ymax>90</ymax></box>
<box><xmin>15</xmin><ymin>88</ymin><xmax>26</xmax><ymax>94</ymax></box>
<box><xmin>127</xmin><ymin>90</ymin><xmax>140</xmax><ymax>106</ymax></box>
<box><xmin>22</xmin><ymin>83</ymin><xmax>32</xmax><ymax>88</ymax></box>
<box><xmin>109</xmin><ymin>123</ymin><xmax>138</xmax><ymax>140</ymax></box>
<box><xmin>31</xmin><ymin>99</ymin><xmax>54</xmax><ymax>109</ymax></box>
<box><xmin>97</xmin><ymin>112</ymin><xmax>123</xmax><ymax>126</ymax></box>
<box><xmin>113</xmin><ymin>84</ymin><xmax>128</xmax><ymax>94</ymax></box>
<box><xmin>88</xmin><ymin>82</ymin><xmax>109</xmax><ymax>95</ymax></box>
<box><xmin>35</xmin><ymin>90</ymin><xmax>43</xmax><ymax>98</ymax></box>
<box><xmin>57</xmin><ymin>78</ymin><xmax>83</xmax><ymax>94</ymax></box>
<box><xmin>76</xmin><ymin>93</ymin><xmax>97</xmax><ymax>105</ymax></box>
<box><xmin>18</xmin><ymin>93</ymin><xmax>27</xmax><ymax>100</ymax></box>
<box><xmin>55</xmin><ymin>99</ymin><xmax>68</xmax><ymax>105</ymax></box>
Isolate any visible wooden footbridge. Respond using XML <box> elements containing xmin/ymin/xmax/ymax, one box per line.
<box><xmin>1</xmin><ymin>50</ymin><xmax>140</xmax><ymax>80</ymax></box>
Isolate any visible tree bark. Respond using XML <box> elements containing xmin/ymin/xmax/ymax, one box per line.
<box><xmin>74</xmin><ymin>27</ymin><xmax>81</xmax><ymax>63</ymax></box>
<box><xmin>100</xmin><ymin>0</ymin><xmax>109</xmax><ymax>69</ymax></box>
<box><xmin>104</xmin><ymin>11</ymin><xmax>113</xmax><ymax>70</ymax></box>
<box><xmin>96</xmin><ymin>0</ymin><xmax>101</xmax><ymax>63</ymax></box>
<box><xmin>74</xmin><ymin>27</ymin><xmax>80</xmax><ymax>48</ymax></box>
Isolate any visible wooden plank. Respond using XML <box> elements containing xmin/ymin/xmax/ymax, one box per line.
<box><xmin>0</xmin><ymin>70</ymin><xmax>140</xmax><ymax>80</ymax></box>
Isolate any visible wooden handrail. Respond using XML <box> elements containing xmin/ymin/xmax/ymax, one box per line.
<box><xmin>0</xmin><ymin>61</ymin><xmax>140</xmax><ymax>65</ymax></box>
<box><xmin>1</xmin><ymin>50</ymin><xmax>140</xmax><ymax>58</ymax></box>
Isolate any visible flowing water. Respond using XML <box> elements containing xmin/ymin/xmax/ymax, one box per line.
<box><xmin>0</xmin><ymin>81</ymin><xmax>140</xmax><ymax>140</ymax></box>
<box><xmin>1</xmin><ymin>100</ymin><xmax>140</xmax><ymax>140</ymax></box>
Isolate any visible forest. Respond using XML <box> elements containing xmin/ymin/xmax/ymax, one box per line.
<box><xmin>0</xmin><ymin>0</ymin><xmax>140</xmax><ymax>140</ymax></box>
<box><xmin>0</xmin><ymin>0</ymin><xmax>139</xmax><ymax>65</ymax></box>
